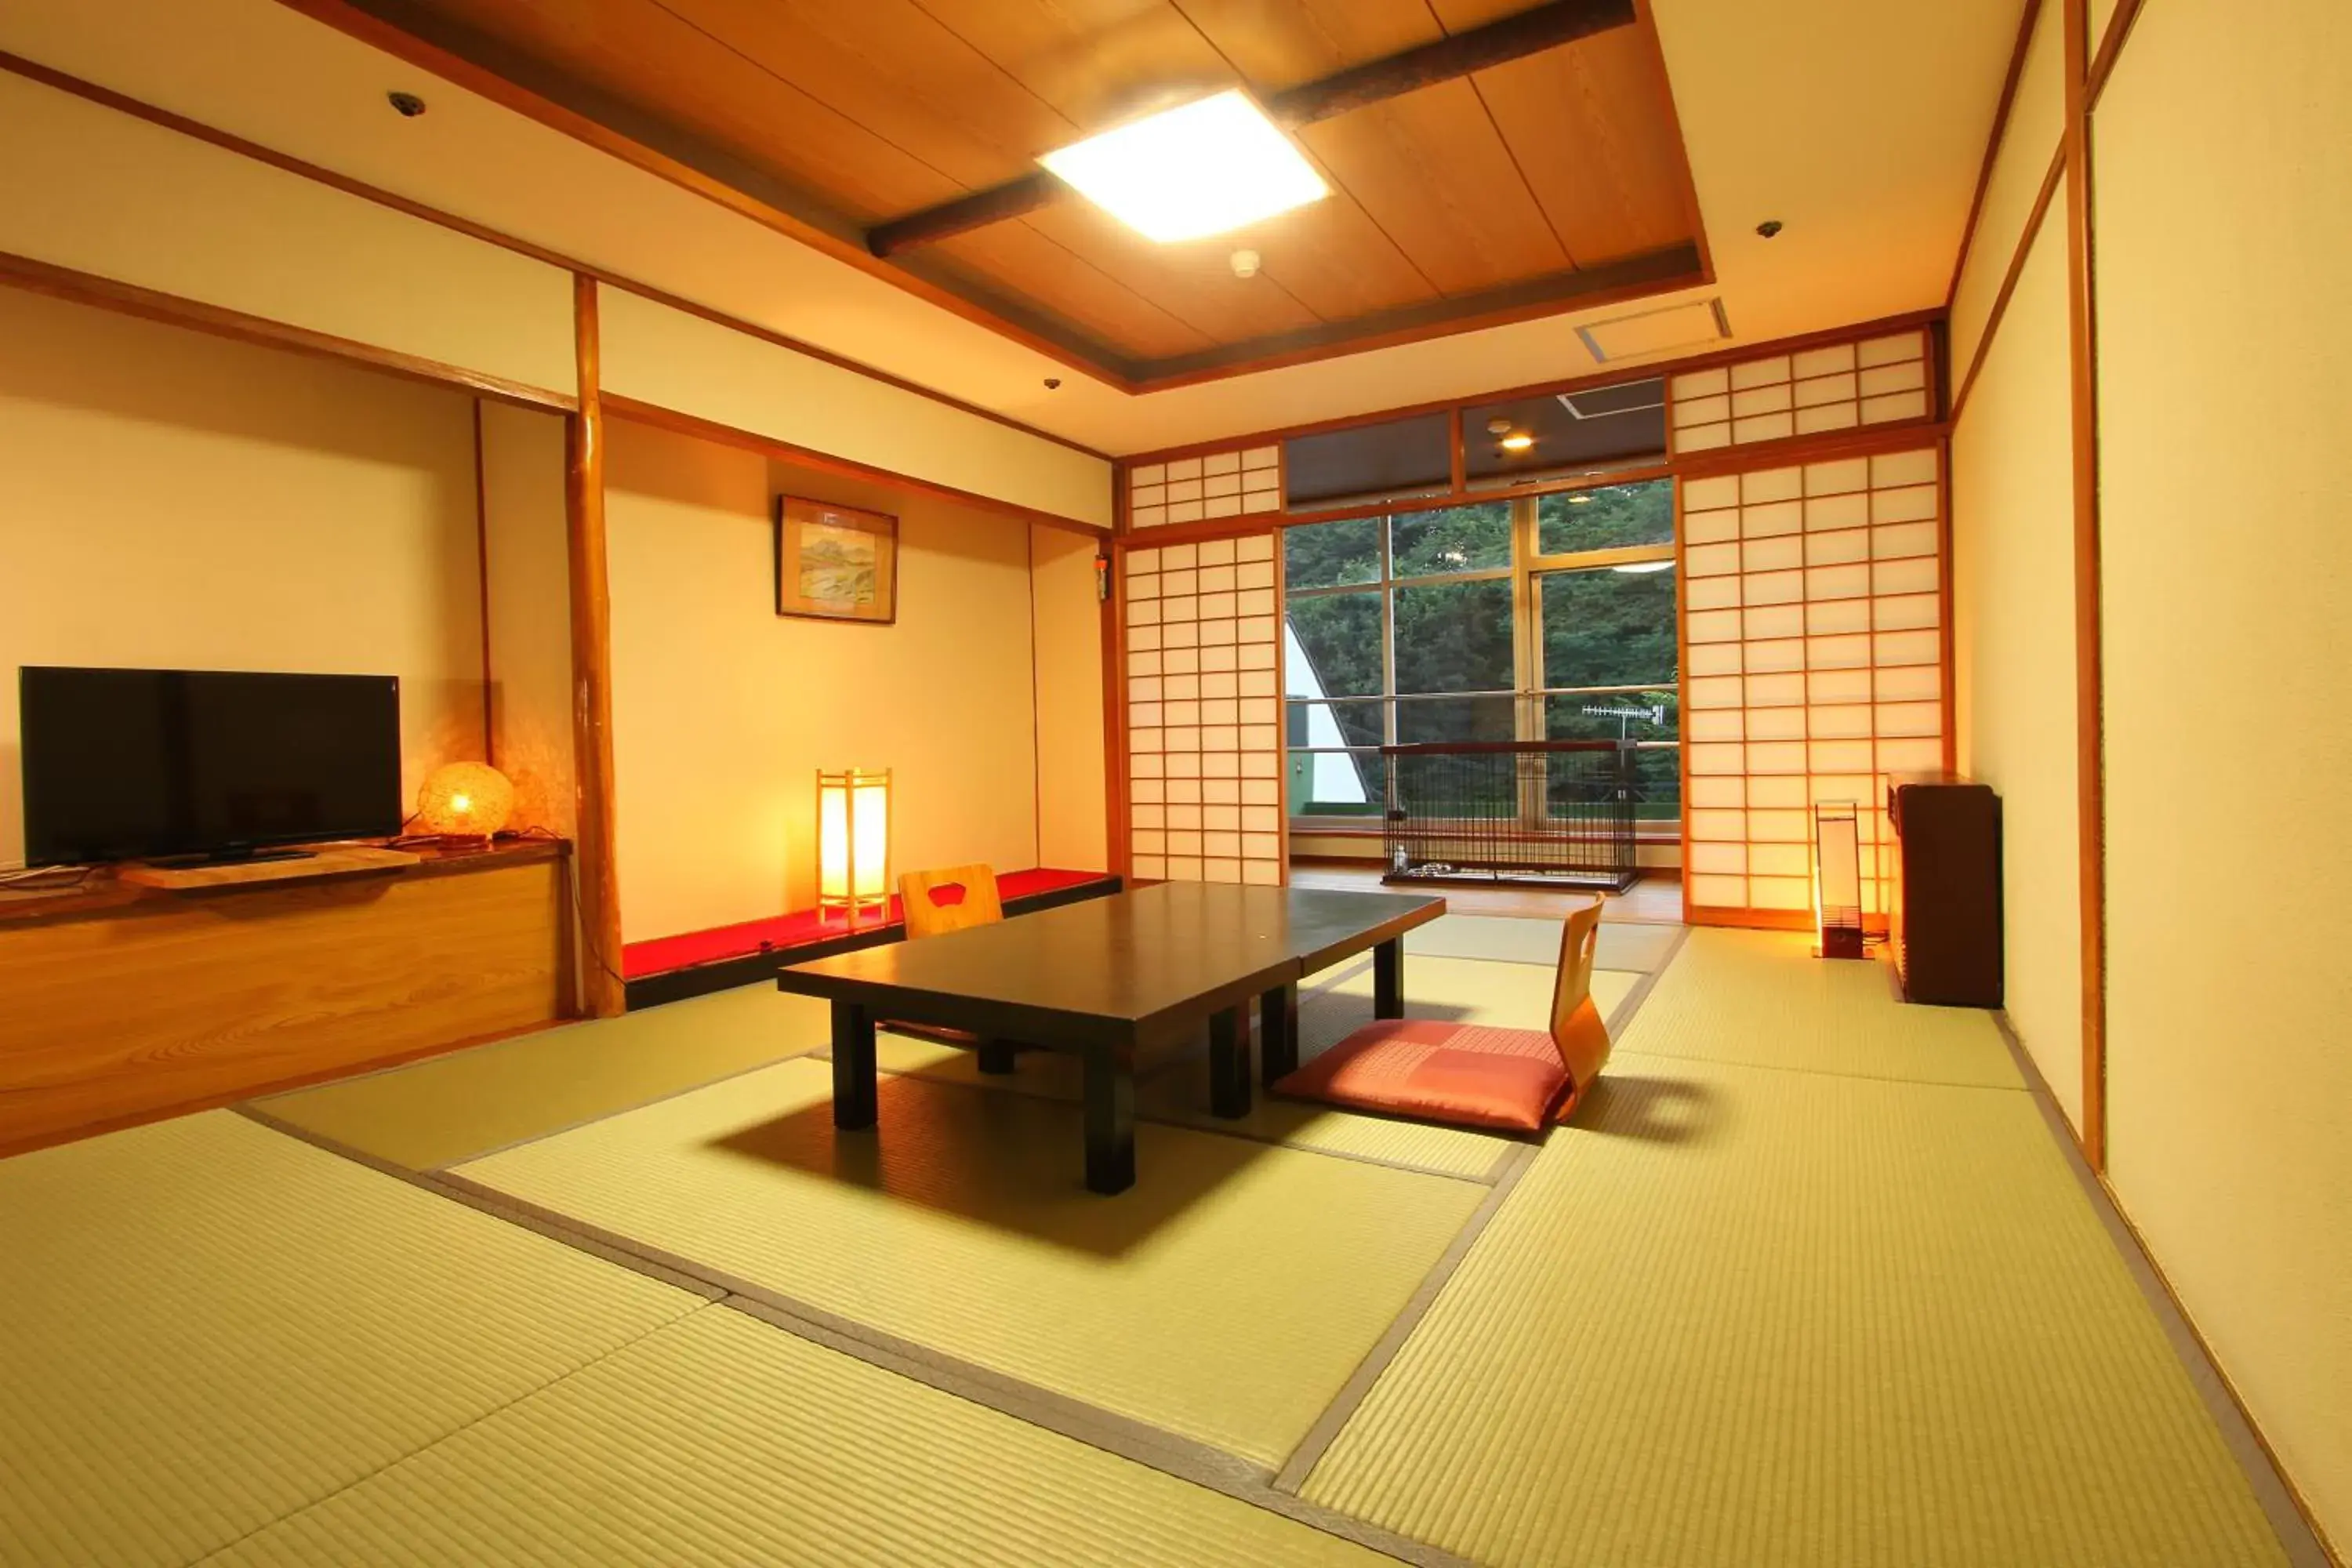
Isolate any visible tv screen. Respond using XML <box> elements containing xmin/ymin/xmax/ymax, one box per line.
<box><xmin>19</xmin><ymin>666</ymin><xmax>402</xmax><ymax>866</ymax></box>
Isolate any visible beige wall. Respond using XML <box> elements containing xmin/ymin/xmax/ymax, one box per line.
<box><xmin>603</xmin><ymin>417</ymin><xmax>1045</xmax><ymax>942</ymax></box>
<box><xmin>1950</xmin><ymin>191</ymin><xmax>2085</xmax><ymax>1132</ymax></box>
<box><xmin>478</xmin><ymin>401</ymin><xmax>576</xmax><ymax>840</ymax></box>
<box><xmin>1950</xmin><ymin>0</ymin><xmax>2063</xmax><ymax>379</ymax></box>
<box><xmin>0</xmin><ymin>287</ymin><xmax>485</xmax><ymax>863</ymax></box>
<box><xmin>1028</xmin><ymin>524</ymin><xmax>1109</xmax><ymax>873</ymax></box>
<box><xmin>596</xmin><ymin>285</ymin><xmax>1112</xmax><ymax>530</ymax></box>
<box><xmin>2092</xmin><ymin>0</ymin><xmax>2352</xmax><ymax>1548</ymax></box>
<box><xmin>0</xmin><ymin>71</ymin><xmax>575</xmax><ymax>399</ymax></box>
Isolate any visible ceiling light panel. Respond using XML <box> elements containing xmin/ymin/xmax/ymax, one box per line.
<box><xmin>1040</xmin><ymin>91</ymin><xmax>1329</xmax><ymax>243</ymax></box>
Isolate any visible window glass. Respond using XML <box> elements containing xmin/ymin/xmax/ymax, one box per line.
<box><xmin>1286</xmin><ymin>698</ymin><xmax>1382</xmax><ymax>751</ymax></box>
<box><xmin>1282</xmin><ymin>515</ymin><xmax>1381</xmax><ymax>590</ymax></box>
<box><xmin>1537</xmin><ymin>480</ymin><xmax>1674</xmax><ymax>555</ymax></box>
<box><xmin>1396</xmin><ymin>695</ymin><xmax>1516</xmax><ymax>745</ymax></box>
<box><xmin>1538</xmin><ymin>565</ymin><xmax>1678</xmax><ymax>688</ymax></box>
<box><xmin>1283</xmin><ymin>590</ymin><xmax>1383</xmax><ymax>699</ymax></box>
<box><xmin>1393</xmin><ymin>578</ymin><xmax>1513</xmax><ymax>693</ymax></box>
<box><xmin>1388</xmin><ymin>503</ymin><xmax>1511</xmax><ymax>577</ymax></box>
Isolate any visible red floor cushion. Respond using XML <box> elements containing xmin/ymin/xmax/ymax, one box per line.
<box><xmin>1272</xmin><ymin>1018</ymin><xmax>1571</xmax><ymax>1133</ymax></box>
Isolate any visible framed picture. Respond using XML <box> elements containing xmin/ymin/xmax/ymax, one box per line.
<box><xmin>774</xmin><ymin>496</ymin><xmax>898</xmax><ymax>625</ymax></box>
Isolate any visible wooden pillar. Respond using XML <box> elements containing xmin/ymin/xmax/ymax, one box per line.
<box><xmin>2062</xmin><ymin>0</ymin><xmax>2107</xmax><ymax>1169</ymax></box>
<box><xmin>565</xmin><ymin>274</ymin><xmax>626</xmax><ymax>1017</ymax></box>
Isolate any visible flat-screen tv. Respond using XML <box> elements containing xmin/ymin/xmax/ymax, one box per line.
<box><xmin>18</xmin><ymin>666</ymin><xmax>402</xmax><ymax>867</ymax></box>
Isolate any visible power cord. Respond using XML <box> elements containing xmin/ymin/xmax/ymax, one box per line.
<box><xmin>504</xmin><ymin>825</ymin><xmax>629</xmax><ymax>995</ymax></box>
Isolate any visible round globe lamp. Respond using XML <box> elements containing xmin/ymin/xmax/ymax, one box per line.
<box><xmin>417</xmin><ymin>761</ymin><xmax>515</xmax><ymax>848</ymax></box>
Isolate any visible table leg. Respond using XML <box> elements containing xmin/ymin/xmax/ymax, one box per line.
<box><xmin>1083</xmin><ymin>1046</ymin><xmax>1136</xmax><ymax>1195</ymax></box>
<box><xmin>1260</xmin><ymin>982</ymin><xmax>1299</xmax><ymax>1087</ymax></box>
<box><xmin>1210</xmin><ymin>1002</ymin><xmax>1254</xmax><ymax>1118</ymax></box>
<box><xmin>977</xmin><ymin>1039</ymin><xmax>1016</xmax><ymax>1074</ymax></box>
<box><xmin>831</xmin><ymin>1000</ymin><xmax>877</xmax><ymax>1130</ymax></box>
<box><xmin>1374</xmin><ymin>938</ymin><xmax>1405</xmax><ymax>1020</ymax></box>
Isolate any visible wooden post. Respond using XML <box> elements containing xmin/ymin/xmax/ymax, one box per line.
<box><xmin>565</xmin><ymin>274</ymin><xmax>626</xmax><ymax>1017</ymax></box>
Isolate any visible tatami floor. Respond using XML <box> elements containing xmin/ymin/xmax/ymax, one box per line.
<box><xmin>0</xmin><ymin>895</ymin><xmax>2321</xmax><ymax>1566</ymax></box>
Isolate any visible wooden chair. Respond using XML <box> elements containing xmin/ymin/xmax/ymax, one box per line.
<box><xmin>1270</xmin><ymin>896</ymin><xmax>1614</xmax><ymax>1130</ymax></box>
<box><xmin>888</xmin><ymin>864</ymin><xmax>1016</xmax><ymax>1073</ymax></box>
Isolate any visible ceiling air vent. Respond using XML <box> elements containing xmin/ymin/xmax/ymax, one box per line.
<box><xmin>1577</xmin><ymin>299</ymin><xmax>1731</xmax><ymax>363</ymax></box>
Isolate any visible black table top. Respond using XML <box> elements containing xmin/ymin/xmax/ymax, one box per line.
<box><xmin>774</xmin><ymin>882</ymin><xmax>1443</xmax><ymax>1049</ymax></box>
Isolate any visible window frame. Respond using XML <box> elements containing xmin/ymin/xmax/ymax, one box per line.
<box><xmin>1283</xmin><ymin>481</ymin><xmax>1679</xmax><ymax>831</ymax></box>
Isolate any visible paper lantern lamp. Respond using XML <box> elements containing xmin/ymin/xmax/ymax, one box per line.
<box><xmin>417</xmin><ymin>761</ymin><xmax>515</xmax><ymax>844</ymax></box>
<box><xmin>817</xmin><ymin>768</ymin><xmax>891</xmax><ymax>929</ymax></box>
<box><xmin>1813</xmin><ymin>800</ymin><xmax>1866</xmax><ymax>960</ymax></box>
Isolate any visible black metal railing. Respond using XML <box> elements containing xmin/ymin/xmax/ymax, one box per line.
<box><xmin>1381</xmin><ymin>740</ymin><xmax>1639</xmax><ymax>891</ymax></box>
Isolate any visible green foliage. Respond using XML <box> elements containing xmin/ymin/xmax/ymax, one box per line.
<box><xmin>1539</xmin><ymin>568</ymin><xmax>1677</xmax><ymax>689</ymax></box>
<box><xmin>1538</xmin><ymin>482</ymin><xmax>1673</xmax><ymax>554</ymax></box>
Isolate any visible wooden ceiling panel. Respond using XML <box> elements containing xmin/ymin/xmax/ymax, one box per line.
<box><xmin>394</xmin><ymin>0</ymin><xmax>963</xmax><ymax>220</ymax></box>
<box><xmin>1428</xmin><ymin>1</ymin><xmax>1695</xmax><ymax>266</ymax></box>
<box><xmin>654</xmin><ymin>0</ymin><xmax>1076</xmax><ymax>189</ymax></box>
<box><xmin>909</xmin><ymin>0</ymin><xmax>1236</xmax><ymax>133</ymax></box>
<box><xmin>1466</xmin><ymin>27</ymin><xmax>1695</xmax><ymax>266</ymax></box>
<box><xmin>340</xmin><ymin>0</ymin><xmax>1712</xmax><ymax>383</ymax></box>
<box><xmin>931</xmin><ymin>223</ymin><xmax>1214</xmax><ymax>361</ymax></box>
<box><xmin>1021</xmin><ymin>203</ymin><xmax>1326</xmax><ymax>341</ymax></box>
<box><xmin>1171</xmin><ymin>0</ymin><xmax>1446</xmax><ymax>91</ymax></box>
<box><xmin>1299</xmin><ymin>78</ymin><xmax>1573</xmax><ymax>296</ymax></box>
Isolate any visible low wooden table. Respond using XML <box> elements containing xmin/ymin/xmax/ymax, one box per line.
<box><xmin>774</xmin><ymin>883</ymin><xmax>1445</xmax><ymax>1193</ymax></box>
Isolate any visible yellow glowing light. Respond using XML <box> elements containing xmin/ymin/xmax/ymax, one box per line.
<box><xmin>817</xmin><ymin>768</ymin><xmax>891</xmax><ymax>926</ymax></box>
<box><xmin>1040</xmin><ymin>90</ymin><xmax>1327</xmax><ymax>242</ymax></box>
<box><xmin>416</xmin><ymin>762</ymin><xmax>514</xmax><ymax>840</ymax></box>
<box><xmin>1499</xmin><ymin>433</ymin><xmax>1535</xmax><ymax>452</ymax></box>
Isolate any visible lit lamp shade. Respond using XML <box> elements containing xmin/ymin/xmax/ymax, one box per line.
<box><xmin>1813</xmin><ymin>800</ymin><xmax>1865</xmax><ymax>960</ymax></box>
<box><xmin>417</xmin><ymin>761</ymin><xmax>515</xmax><ymax>844</ymax></box>
<box><xmin>817</xmin><ymin>768</ymin><xmax>891</xmax><ymax>927</ymax></box>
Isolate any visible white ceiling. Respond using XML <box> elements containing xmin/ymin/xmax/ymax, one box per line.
<box><xmin>0</xmin><ymin>0</ymin><xmax>2022</xmax><ymax>456</ymax></box>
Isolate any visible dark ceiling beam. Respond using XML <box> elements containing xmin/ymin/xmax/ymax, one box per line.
<box><xmin>866</xmin><ymin>0</ymin><xmax>1637</xmax><ymax>257</ymax></box>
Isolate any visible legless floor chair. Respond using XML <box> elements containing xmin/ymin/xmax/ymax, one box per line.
<box><xmin>1272</xmin><ymin>897</ymin><xmax>1613</xmax><ymax>1132</ymax></box>
<box><xmin>887</xmin><ymin>864</ymin><xmax>1017</xmax><ymax>1073</ymax></box>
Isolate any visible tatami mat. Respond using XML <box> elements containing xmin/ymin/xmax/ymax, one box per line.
<box><xmin>858</xmin><ymin>1031</ymin><xmax>1514</xmax><ymax>1182</ymax></box>
<box><xmin>452</xmin><ymin>1056</ymin><xmax>1486</xmax><ymax>1468</ymax></box>
<box><xmin>1407</xmin><ymin>913</ymin><xmax>1684</xmax><ymax>974</ymax></box>
<box><xmin>1613</xmin><ymin>927</ymin><xmax>2023</xmax><ymax>1087</ymax></box>
<box><xmin>0</xmin><ymin>1112</ymin><xmax>702</xmax><ymax>1568</ymax></box>
<box><xmin>212</xmin><ymin>1306</ymin><xmax>1385</xmax><ymax>1567</ymax></box>
<box><xmin>252</xmin><ymin>985</ymin><xmax>832</xmax><ymax>1169</ymax></box>
<box><xmin>1300</xmin><ymin>1062</ymin><xmax>2288</xmax><ymax>1567</ymax></box>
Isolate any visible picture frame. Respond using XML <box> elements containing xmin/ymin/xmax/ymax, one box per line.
<box><xmin>774</xmin><ymin>495</ymin><xmax>898</xmax><ymax>625</ymax></box>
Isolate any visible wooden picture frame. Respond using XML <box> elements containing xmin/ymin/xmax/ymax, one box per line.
<box><xmin>774</xmin><ymin>496</ymin><xmax>898</xmax><ymax>625</ymax></box>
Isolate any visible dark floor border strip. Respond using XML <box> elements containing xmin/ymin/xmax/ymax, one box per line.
<box><xmin>1271</xmin><ymin>1140</ymin><xmax>1541</xmax><ymax>1498</ymax></box>
<box><xmin>232</xmin><ymin>1103</ymin><xmax>725</xmax><ymax>1302</ymax></box>
<box><xmin>419</xmin><ymin>1045</ymin><xmax>825</xmax><ymax>1173</ymax></box>
<box><xmin>1987</xmin><ymin>1013</ymin><xmax>2335</xmax><ymax>1568</ymax></box>
<box><xmin>429</xmin><ymin>1167</ymin><xmax>1474</xmax><ymax>1568</ymax></box>
<box><xmin>1603</xmin><ymin>921</ymin><xmax>1693</xmax><ymax>1042</ymax></box>
<box><xmin>811</xmin><ymin>1044</ymin><xmax>1505</xmax><ymax>1187</ymax></box>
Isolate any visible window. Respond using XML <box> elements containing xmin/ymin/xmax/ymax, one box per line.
<box><xmin>1283</xmin><ymin>481</ymin><xmax>1679</xmax><ymax>824</ymax></box>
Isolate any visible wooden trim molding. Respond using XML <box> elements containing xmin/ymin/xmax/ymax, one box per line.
<box><xmin>2086</xmin><ymin>0</ymin><xmax>2151</xmax><ymax>106</ymax></box>
<box><xmin>1114</xmin><ymin>308</ymin><xmax>1945</xmax><ymax>469</ymax></box>
<box><xmin>1947</xmin><ymin>0</ymin><xmax>2047</xmax><ymax>311</ymax></box>
<box><xmin>564</xmin><ymin>276</ymin><xmax>626</xmax><ymax>1018</ymax></box>
<box><xmin>601</xmin><ymin>395</ymin><xmax>1108</xmax><ymax>538</ymax></box>
<box><xmin>2060</xmin><ymin>0</ymin><xmax>2107</xmax><ymax>1171</ymax></box>
<box><xmin>0</xmin><ymin>49</ymin><xmax>1111</xmax><ymax>459</ymax></box>
<box><xmin>1948</xmin><ymin>145</ymin><xmax>2067</xmax><ymax>426</ymax></box>
<box><xmin>0</xmin><ymin>247</ymin><xmax>575</xmax><ymax>412</ymax></box>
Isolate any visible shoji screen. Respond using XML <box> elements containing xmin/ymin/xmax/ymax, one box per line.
<box><xmin>1681</xmin><ymin>448</ymin><xmax>1947</xmax><ymax>921</ymax></box>
<box><xmin>1123</xmin><ymin>534</ymin><xmax>1285</xmax><ymax>886</ymax></box>
<box><xmin>1668</xmin><ymin>329</ymin><xmax>1932</xmax><ymax>454</ymax></box>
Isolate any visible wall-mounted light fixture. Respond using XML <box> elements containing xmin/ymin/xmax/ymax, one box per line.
<box><xmin>817</xmin><ymin>768</ymin><xmax>891</xmax><ymax>929</ymax></box>
<box><xmin>1813</xmin><ymin>800</ymin><xmax>1865</xmax><ymax>960</ymax></box>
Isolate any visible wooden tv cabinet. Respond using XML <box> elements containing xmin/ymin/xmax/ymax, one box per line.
<box><xmin>0</xmin><ymin>839</ymin><xmax>573</xmax><ymax>1156</ymax></box>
